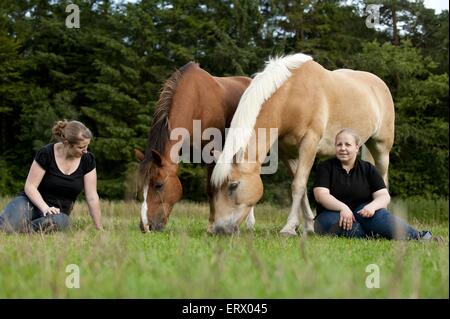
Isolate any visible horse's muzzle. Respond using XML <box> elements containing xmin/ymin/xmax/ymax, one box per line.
<box><xmin>150</xmin><ymin>222</ymin><xmax>165</xmax><ymax>232</ymax></box>
<box><xmin>139</xmin><ymin>221</ymin><xmax>165</xmax><ymax>232</ymax></box>
<box><xmin>210</xmin><ymin>223</ymin><xmax>239</xmax><ymax>235</ymax></box>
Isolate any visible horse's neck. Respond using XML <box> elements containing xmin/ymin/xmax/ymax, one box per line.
<box><xmin>215</xmin><ymin>76</ymin><xmax>251</xmax><ymax>124</ymax></box>
<box><xmin>162</xmin><ymin>139</ymin><xmax>182</xmax><ymax>167</ymax></box>
<box><xmin>169</xmin><ymin>76</ymin><xmax>214</xmax><ymax>133</ymax></box>
<box><xmin>168</xmin><ymin>79</ymin><xmax>231</xmax><ymax>143</ymax></box>
<box><xmin>243</xmin><ymin>126</ymin><xmax>279</xmax><ymax>167</ymax></box>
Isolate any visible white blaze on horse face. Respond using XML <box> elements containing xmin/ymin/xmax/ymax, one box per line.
<box><xmin>140</xmin><ymin>185</ymin><xmax>150</xmax><ymax>232</ymax></box>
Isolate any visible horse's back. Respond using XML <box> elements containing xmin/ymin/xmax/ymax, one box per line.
<box><xmin>331</xmin><ymin>68</ymin><xmax>395</xmax><ymax>138</ymax></box>
<box><xmin>214</xmin><ymin>76</ymin><xmax>251</xmax><ymax>95</ymax></box>
<box><xmin>332</xmin><ymin>68</ymin><xmax>393</xmax><ymax>106</ymax></box>
<box><xmin>298</xmin><ymin>64</ymin><xmax>395</xmax><ymax>155</ymax></box>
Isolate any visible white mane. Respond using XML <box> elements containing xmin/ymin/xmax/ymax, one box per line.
<box><xmin>211</xmin><ymin>53</ymin><xmax>313</xmax><ymax>187</ymax></box>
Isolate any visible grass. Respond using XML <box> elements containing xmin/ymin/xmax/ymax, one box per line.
<box><xmin>0</xmin><ymin>197</ymin><xmax>448</xmax><ymax>298</ymax></box>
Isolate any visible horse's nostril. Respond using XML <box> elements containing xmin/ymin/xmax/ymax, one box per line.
<box><xmin>152</xmin><ymin>223</ymin><xmax>165</xmax><ymax>232</ymax></box>
<box><xmin>213</xmin><ymin>224</ymin><xmax>238</xmax><ymax>235</ymax></box>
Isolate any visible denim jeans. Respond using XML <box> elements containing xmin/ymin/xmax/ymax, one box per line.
<box><xmin>0</xmin><ymin>195</ymin><xmax>70</xmax><ymax>233</ymax></box>
<box><xmin>314</xmin><ymin>203</ymin><xmax>420</xmax><ymax>240</ymax></box>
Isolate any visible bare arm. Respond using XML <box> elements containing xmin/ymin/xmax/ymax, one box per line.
<box><xmin>313</xmin><ymin>187</ymin><xmax>355</xmax><ymax>230</ymax></box>
<box><xmin>313</xmin><ymin>187</ymin><xmax>351</xmax><ymax>212</ymax></box>
<box><xmin>84</xmin><ymin>168</ymin><xmax>102</xmax><ymax>230</ymax></box>
<box><xmin>357</xmin><ymin>188</ymin><xmax>391</xmax><ymax>218</ymax></box>
<box><xmin>24</xmin><ymin>160</ymin><xmax>59</xmax><ymax>215</ymax></box>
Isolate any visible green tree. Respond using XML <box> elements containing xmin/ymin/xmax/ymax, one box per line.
<box><xmin>354</xmin><ymin>40</ymin><xmax>448</xmax><ymax>197</ymax></box>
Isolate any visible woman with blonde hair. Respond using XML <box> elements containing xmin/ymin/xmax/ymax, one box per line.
<box><xmin>0</xmin><ymin>120</ymin><xmax>102</xmax><ymax>232</ymax></box>
<box><xmin>313</xmin><ymin>128</ymin><xmax>440</xmax><ymax>241</ymax></box>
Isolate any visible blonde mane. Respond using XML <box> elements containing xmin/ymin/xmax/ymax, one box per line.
<box><xmin>211</xmin><ymin>53</ymin><xmax>313</xmax><ymax>187</ymax></box>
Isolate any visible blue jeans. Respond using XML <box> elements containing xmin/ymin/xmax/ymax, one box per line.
<box><xmin>0</xmin><ymin>195</ymin><xmax>70</xmax><ymax>233</ymax></box>
<box><xmin>314</xmin><ymin>204</ymin><xmax>421</xmax><ymax>240</ymax></box>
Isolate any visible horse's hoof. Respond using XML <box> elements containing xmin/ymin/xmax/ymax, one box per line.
<box><xmin>304</xmin><ymin>221</ymin><xmax>315</xmax><ymax>234</ymax></box>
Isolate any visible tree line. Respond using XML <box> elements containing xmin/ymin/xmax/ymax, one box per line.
<box><xmin>0</xmin><ymin>0</ymin><xmax>448</xmax><ymax>203</ymax></box>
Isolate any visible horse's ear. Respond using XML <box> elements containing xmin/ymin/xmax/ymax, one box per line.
<box><xmin>151</xmin><ymin>149</ymin><xmax>163</xmax><ymax>167</ymax></box>
<box><xmin>134</xmin><ymin>149</ymin><xmax>145</xmax><ymax>162</ymax></box>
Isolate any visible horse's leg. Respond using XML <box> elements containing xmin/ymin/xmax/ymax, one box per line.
<box><xmin>301</xmin><ymin>193</ymin><xmax>315</xmax><ymax>234</ymax></box>
<box><xmin>206</xmin><ymin>164</ymin><xmax>216</xmax><ymax>233</ymax></box>
<box><xmin>361</xmin><ymin>144</ymin><xmax>375</xmax><ymax>165</ymax></box>
<box><xmin>280</xmin><ymin>133</ymin><xmax>319</xmax><ymax>236</ymax></box>
<box><xmin>282</xmin><ymin>158</ymin><xmax>315</xmax><ymax>235</ymax></box>
<box><xmin>280</xmin><ymin>159</ymin><xmax>300</xmax><ymax>235</ymax></box>
<box><xmin>365</xmin><ymin>137</ymin><xmax>393</xmax><ymax>188</ymax></box>
<box><xmin>364</xmin><ymin>93</ymin><xmax>394</xmax><ymax>187</ymax></box>
<box><xmin>245</xmin><ymin>206</ymin><xmax>255</xmax><ymax>230</ymax></box>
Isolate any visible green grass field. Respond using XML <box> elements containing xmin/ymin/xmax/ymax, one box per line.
<box><xmin>0</xmin><ymin>197</ymin><xmax>448</xmax><ymax>298</ymax></box>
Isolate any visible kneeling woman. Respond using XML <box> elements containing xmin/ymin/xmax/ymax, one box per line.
<box><xmin>313</xmin><ymin>128</ymin><xmax>436</xmax><ymax>241</ymax></box>
<box><xmin>0</xmin><ymin>120</ymin><xmax>102</xmax><ymax>233</ymax></box>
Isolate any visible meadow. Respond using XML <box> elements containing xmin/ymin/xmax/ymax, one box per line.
<box><xmin>0</xmin><ymin>197</ymin><xmax>448</xmax><ymax>299</ymax></box>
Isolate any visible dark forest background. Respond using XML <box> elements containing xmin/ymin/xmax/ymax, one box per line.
<box><xmin>0</xmin><ymin>0</ymin><xmax>448</xmax><ymax>204</ymax></box>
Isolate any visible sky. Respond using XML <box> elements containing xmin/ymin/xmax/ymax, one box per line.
<box><xmin>122</xmin><ymin>0</ymin><xmax>449</xmax><ymax>13</ymax></box>
<box><xmin>423</xmin><ymin>0</ymin><xmax>449</xmax><ymax>13</ymax></box>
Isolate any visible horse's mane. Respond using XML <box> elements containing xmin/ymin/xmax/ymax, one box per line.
<box><xmin>211</xmin><ymin>53</ymin><xmax>313</xmax><ymax>188</ymax></box>
<box><xmin>139</xmin><ymin>62</ymin><xmax>198</xmax><ymax>186</ymax></box>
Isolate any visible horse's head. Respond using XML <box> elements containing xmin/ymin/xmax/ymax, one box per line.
<box><xmin>208</xmin><ymin>161</ymin><xmax>263</xmax><ymax>235</ymax></box>
<box><xmin>136</xmin><ymin>149</ymin><xmax>182</xmax><ymax>232</ymax></box>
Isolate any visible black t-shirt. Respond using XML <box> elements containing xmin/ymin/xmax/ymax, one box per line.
<box><xmin>25</xmin><ymin>143</ymin><xmax>96</xmax><ymax>215</ymax></box>
<box><xmin>313</xmin><ymin>158</ymin><xmax>386</xmax><ymax>215</ymax></box>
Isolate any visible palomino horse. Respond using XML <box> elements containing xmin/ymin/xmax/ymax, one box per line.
<box><xmin>136</xmin><ymin>61</ymin><xmax>256</xmax><ymax>232</ymax></box>
<box><xmin>209</xmin><ymin>53</ymin><xmax>395</xmax><ymax>235</ymax></box>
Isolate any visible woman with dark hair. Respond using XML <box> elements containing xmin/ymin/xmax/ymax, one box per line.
<box><xmin>313</xmin><ymin>128</ymin><xmax>441</xmax><ymax>241</ymax></box>
<box><xmin>0</xmin><ymin>120</ymin><xmax>102</xmax><ymax>233</ymax></box>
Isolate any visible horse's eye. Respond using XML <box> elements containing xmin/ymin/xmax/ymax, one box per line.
<box><xmin>155</xmin><ymin>182</ymin><xmax>164</xmax><ymax>190</ymax></box>
<box><xmin>228</xmin><ymin>181</ymin><xmax>239</xmax><ymax>193</ymax></box>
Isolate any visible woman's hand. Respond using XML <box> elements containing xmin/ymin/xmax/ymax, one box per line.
<box><xmin>357</xmin><ymin>205</ymin><xmax>375</xmax><ymax>218</ymax></box>
<box><xmin>339</xmin><ymin>206</ymin><xmax>355</xmax><ymax>231</ymax></box>
<box><xmin>43</xmin><ymin>206</ymin><xmax>60</xmax><ymax>216</ymax></box>
<box><xmin>357</xmin><ymin>189</ymin><xmax>390</xmax><ymax>218</ymax></box>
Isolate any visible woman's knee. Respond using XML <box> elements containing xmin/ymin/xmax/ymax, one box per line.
<box><xmin>51</xmin><ymin>214</ymin><xmax>70</xmax><ymax>230</ymax></box>
<box><xmin>374</xmin><ymin>208</ymin><xmax>391</xmax><ymax>216</ymax></box>
<box><xmin>32</xmin><ymin>214</ymin><xmax>70</xmax><ymax>232</ymax></box>
<box><xmin>0</xmin><ymin>196</ymin><xmax>34</xmax><ymax>232</ymax></box>
<box><xmin>314</xmin><ymin>212</ymin><xmax>340</xmax><ymax>235</ymax></box>
<box><xmin>2</xmin><ymin>196</ymin><xmax>30</xmax><ymax>215</ymax></box>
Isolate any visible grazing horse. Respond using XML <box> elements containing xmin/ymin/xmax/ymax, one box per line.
<box><xmin>136</xmin><ymin>62</ymin><xmax>255</xmax><ymax>232</ymax></box>
<box><xmin>209</xmin><ymin>53</ymin><xmax>395</xmax><ymax>235</ymax></box>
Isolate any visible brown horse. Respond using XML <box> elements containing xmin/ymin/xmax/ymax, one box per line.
<box><xmin>209</xmin><ymin>53</ymin><xmax>395</xmax><ymax>235</ymax></box>
<box><xmin>136</xmin><ymin>62</ymin><xmax>254</xmax><ymax>232</ymax></box>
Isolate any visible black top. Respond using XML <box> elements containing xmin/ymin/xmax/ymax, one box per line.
<box><xmin>313</xmin><ymin>158</ymin><xmax>386</xmax><ymax>215</ymax></box>
<box><xmin>24</xmin><ymin>143</ymin><xmax>96</xmax><ymax>215</ymax></box>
